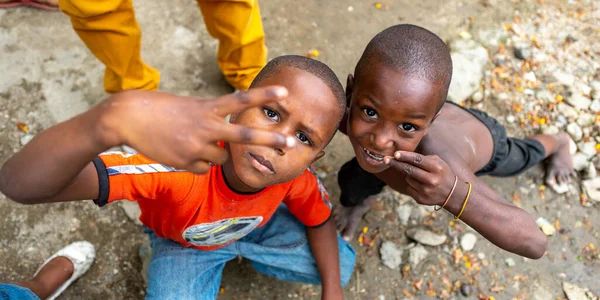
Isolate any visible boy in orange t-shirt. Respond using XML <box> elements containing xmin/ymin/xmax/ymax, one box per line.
<box><xmin>1</xmin><ymin>55</ymin><xmax>355</xmax><ymax>299</ymax></box>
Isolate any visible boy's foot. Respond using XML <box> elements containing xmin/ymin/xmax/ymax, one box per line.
<box><xmin>19</xmin><ymin>241</ymin><xmax>95</xmax><ymax>300</ymax></box>
<box><xmin>333</xmin><ymin>196</ymin><xmax>377</xmax><ymax>242</ymax></box>
<box><xmin>545</xmin><ymin>132</ymin><xmax>576</xmax><ymax>189</ymax></box>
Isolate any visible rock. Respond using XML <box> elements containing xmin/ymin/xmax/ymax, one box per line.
<box><xmin>591</xmin><ymin>81</ymin><xmax>600</xmax><ymax>100</ymax></box>
<box><xmin>590</xmin><ymin>100</ymin><xmax>600</xmax><ymax>112</ymax></box>
<box><xmin>552</xmin><ymin>70</ymin><xmax>575</xmax><ymax>86</ymax></box>
<box><xmin>566</xmin><ymin>94</ymin><xmax>592</xmax><ymax>111</ymax></box>
<box><xmin>408</xmin><ymin>245</ymin><xmax>429</xmax><ymax>268</ymax></box>
<box><xmin>396</xmin><ymin>204</ymin><xmax>413</xmax><ymax>226</ymax></box>
<box><xmin>477</xmin><ymin>252</ymin><xmax>486</xmax><ymax>260</ymax></box>
<box><xmin>550</xmin><ymin>183</ymin><xmax>570</xmax><ymax>195</ymax></box>
<box><xmin>570</xmin><ymin>138</ymin><xmax>578</xmax><ymax>155</ymax></box>
<box><xmin>460</xmin><ymin>284</ymin><xmax>473</xmax><ymax>297</ymax></box>
<box><xmin>514</xmin><ymin>46</ymin><xmax>531</xmax><ymax>60</ymax></box>
<box><xmin>557</xmin><ymin>115</ymin><xmax>568</xmax><ymax>127</ymax></box>
<box><xmin>584</xmin><ymin>163</ymin><xmax>597</xmax><ymax>180</ymax></box>
<box><xmin>558</xmin><ymin>103</ymin><xmax>579</xmax><ymax>119</ymax></box>
<box><xmin>447</xmin><ymin>39</ymin><xmax>489</xmax><ymax>103</ymax></box>
<box><xmin>577</xmin><ymin>114</ymin><xmax>596</xmax><ymax>127</ymax></box>
<box><xmin>573</xmin><ymin>153</ymin><xmax>590</xmax><ymax>171</ymax></box>
<box><xmin>380</xmin><ymin>241</ymin><xmax>402</xmax><ymax>269</ymax></box>
<box><xmin>476</xmin><ymin>28</ymin><xmax>508</xmax><ymax>49</ymax></box>
<box><xmin>20</xmin><ymin>134</ymin><xmax>34</xmax><ymax>146</ymax></box>
<box><xmin>406</xmin><ymin>228</ymin><xmax>447</xmax><ymax>246</ymax></box>
<box><xmin>472</xmin><ymin>90</ymin><xmax>484</xmax><ymax>103</ymax></box>
<box><xmin>506</xmin><ymin>115</ymin><xmax>516</xmax><ymax>124</ymax></box>
<box><xmin>542</xmin><ymin>125</ymin><xmax>559</xmax><ymax>135</ymax></box>
<box><xmin>493</xmin><ymin>54</ymin><xmax>507</xmax><ymax>66</ymax></box>
<box><xmin>562</xmin><ymin>282</ymin><xmax>589</xmax><ymax>300</ymax></box>
<box><xmin>460</xmin><ymin>233</ymin><xmax>477</xmax><ymax>252</ymax></box>
<box><xmin>532</xmin><ymin>285</ymin><xmax>553</xmax><ymax>300</ymax></box>
<box><xmin>574</xmin><ymin>81</ymin><xmax>592</xmax><ymax>96</ymax></box>
<box><xmin>120</xmin><ymin>201</ymin><xmax>143</xmax><ymax>226</ymax></box>
<box><xmin>536</xmin><ymin>217</ymin><xmax>556</xmax><ymax>236</ymax></box>
<box><xmin>523</xmin><ymin>71</ymin><xmax>537</xmax><ymax>83</ymax></box>
<box><xmin>567</xmin><ymin>123</ymin><xmax>583</xmax><ymax>141</ymax></box>
<box><xmin>537</xmin><ymin>89</ymin><xmax>554</xmax><ymax>103</ymax></box>
<box><xmin>582</xmin><ymin>178</ymin><xmax>600</xmax><ymax>202</ymax></box>
<box><xmin>505</xmin><ymin>257</ymin><xmax>516</xmax><ymax>267</ymax></box>
<box><xmin>578</xmin><ymin>141</ymin><xmax>597</xmax><ymax>159</ymax></box>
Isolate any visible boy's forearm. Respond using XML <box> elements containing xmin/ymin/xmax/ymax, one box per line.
<box><xmin>306</xmin><ymin>219</ymin><xmax>343</xmax><ymax>299</ymax></box>
<box><xmin>0</xmin><ymin>96</ymin><xmax>121</xmax><ymax>203</ymax></box>
<box><xmin>445</xmin><ymin>182</ymin><xmax>548</xmax><ymax>259</ymax></box>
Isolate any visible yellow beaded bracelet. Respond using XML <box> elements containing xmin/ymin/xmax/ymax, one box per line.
<box><xmin>454</xmin><ymin>182</ymin><xmax>472</xmax><ymax>220</ymax></box>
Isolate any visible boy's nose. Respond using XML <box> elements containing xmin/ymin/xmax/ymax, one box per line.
<box><xmin>370</xmin><ymin>130</ymin><xmax>394</xmax><ymax>152</ymax></box>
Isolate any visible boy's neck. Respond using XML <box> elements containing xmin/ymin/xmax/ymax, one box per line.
<box><xmin>222</xmin><ymin>144</ymin><xmax>263</xmax><ymax>194</ymax></box>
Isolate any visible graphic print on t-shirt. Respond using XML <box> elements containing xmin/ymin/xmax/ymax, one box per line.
<box><xmin>182</xmin><ymin>216</ymin><xmax>263</xmax><ymax>246</ymax></box>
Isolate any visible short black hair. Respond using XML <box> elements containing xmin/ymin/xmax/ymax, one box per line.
<box><xmin>251</xmin><ymin>55</ymin><xmax>346</xmax><ymax>124</ymax></box>
<box><xmin>354</xmin><ymin>24</ymin><xmax>452</xmax><ymax>110</ymax></box>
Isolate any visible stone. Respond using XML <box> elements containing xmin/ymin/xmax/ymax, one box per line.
<box><xmin>573</xmin><ymin>153</ymin><xmax>590</xmax><ymax>171</ymax></box>
<box><xmin>460</xmin><ymin>284</ymin><xmax>473</xmax><ymax>297</ymax></box>
<box><xmin>570</xmin><ymin>138</ymin><xmax>578</xmax><ymax>155</ymax></box>
<box><xmin>477</xmin><ymin>252</ymin><xmax>486</xmax><ymax>260</ymax></box>
<box><xmin>476</xmin><ymin>28</ymin><xmax>508</xmax><ymax>49</ymax></box>
<box><xmin>552</xmin><ymin>70</ymin><xmax>575</xmax><ymax>86</ymax></box>
<box><xmin>408</xmin><ymin>245</ymin><xmax>429</xmax><ymax>268</ymax></box>
<box><xmin>20</xmin><ymin>134</ymin><xmax>34</xmax><ymax>146</ymax></box>
<box><xmin>380</xmin><ymin>241</ymin><xmax>402</xmax><ymax>269</ymax></box>
<box><xmin>447</xmin><ymin>39</ymin><xmax>489</xmax><ymax>103</ymax></box>
<box><xmin>591</xmin><ymin>81</ymin><xmax>600</xmax><ymax>100</ymax></box>
<box><xmin>396</xmin><ymin>204</ymin><xmax>413</xmax><ymax>226</ymax></box>
<box><xmin>505</xmin><ymin>257</ymin><xmax>516</xmax><ymax>267</ymax></box>
<box><xmin>550</xmin><ymin>183</ymin><xmax>570</xmax><ymax>195</ymax></box>
<box><xmin>578</xmin><ymin>141</ymin><xmax>597</xmax><ymax>159</ymax></box>
<box><xmin>493</xmin><ymin>54</ymin><xmax>507</xmax><ymax>66</ymax></box>
<box><xmin>406</xmin><ymin>228</ymin><xmax>447</xmax><ymax>246</ymax></box>
<box><xmin>532</xmin><ymin>285</ymin><xmax>553</xmax><ymax>300</ymax></box>
<box><xmin>506</xmin><ymin>115</ymin><xmax>516</xmax><ymax>124</ymax></box>
<box><xmin>537</xmin><ymin>89</ymin><xmax>554</xmax><ymax>102</ymax></box>
<box><xmin>523</xmin><ymin>71</ymin><xmax>537</xmax><ymax>83</ymax></box>
<box><xmin>566</xmin><ymin>94</ymin><xmax>592</xmax><ymax>111</ymax></box>
<box><xmin>590</xmin><ymin>100</ymin><xmax>600</xmax><ymax>112</ymax></box>
<box><xmin>460</xmin><ymin>233</ymin><xmax>477</xmax><ymax>252</ymax></box>
<box><xmin>514</xmin><ymin>46</ymin><xmax>531</xmax><ymax>60</ymax></box>
<box><xmin>542</xmin><ymin>125</ymin><xmax>559</xmax><ymax>135</ymax></box>
<box><xmin>577</xmin><ymin>114</ymin><xmax>596</xmax><ymax>127</ymax></box>
<box><xmin>472</xmin><ymin>90</ymin><xmax>484</xmax><ymax>103</ymax></box>
<box><xmin>562</xmin><ymin>282</ymin><xmax>589</xmax><ymax>300</ymax></box>
<box><xmin>536</xmin><ymin>217</ymin><xmax>556</xmax><ymax>236</ymax></box>
<box><xmin>574</xmin><ymin>81</ymin><xmax>592</xmax><ymax>96</ymax></box>
<box><xmin>582</xmin><ymin>178</ymin><xmax>600</xmax><ymax>202</ymax></box>
<box><xmin>557</xmin><ymin>115</ymin><xmax>568</xmax><ymax>127</ymax></box>
<box><xmin>584</xmin><ymin>163</ymin><xmax>597</xmax><ymax>180</ymax></box>
<box><xmin>557</xmin><ymin>103</ymin><xmax>579</xmax><ymax>119</ymax></box>
<box><xmin>120</xmin><ymin>201</ymin><xmax>143</xmax><ymax>226</ymax></box>
<box><xmin>567</xmin><ymin>123</ymin><xmax>583</xmax><ymax>141</ymax></box>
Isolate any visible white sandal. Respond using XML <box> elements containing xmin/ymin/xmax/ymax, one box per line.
<box><xmin>33</xmin><ymin>241</ymin><xmax>96</xmax><ymax>300</ymax></box>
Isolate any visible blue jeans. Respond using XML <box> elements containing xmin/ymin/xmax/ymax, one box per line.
<box><xmin>145</xmin><ymin>205</ymin><xmax>356</xmax><ymax>300</ymax></box>
<box><xmin>0</xmin><ymin>284</ymin><xmax>39</xmax><ymax>300</ymax></box>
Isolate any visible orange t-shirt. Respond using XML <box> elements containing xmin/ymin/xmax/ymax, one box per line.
<box><xmin>92</xmin><ymin>150</ymin><xmax>331</xmax><ymax>251</ymax></box>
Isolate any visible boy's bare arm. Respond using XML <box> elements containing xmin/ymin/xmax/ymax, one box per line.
<box><xmin>307</xmin><ymin>219</ymin><xmax>343</xmax><ymax>300</ymax></box>
<box><xmin>382</xmin><ymin>151</ymin><xmax>547</xmax><ymax>259</ymax></box>
<box><xmin>0</xmin><ymin>87</ymin><xmax>292</xmax><ymax>204</ymax></box>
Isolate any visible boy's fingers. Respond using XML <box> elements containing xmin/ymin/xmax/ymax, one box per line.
<box><xmin>384</xmin><ymin>156</ymin><xmax>430</xmax><ymax>182</ymax></box>
<box><xmin>214</xmin><ymin>86</ymin><xmax>288</xmax><ymax>116</ymax></box>
<box><xmin>219</xmin><ymin>124</ymin><xmax>296</xmax><ymax>149</ymax></box>
<box><xmin>186</xmin><ymin>160</ymin><xmax>211</xmax><ymax>174</ymax></box>
<box><xmin>392</xmin><ymin>151</ymin><xmax>438</xmax><ymax>172</ymax></box>
<box><xmin>194</xmin><ymin>144</ymin><xmax>229</xmax><ymax>166</ymax></box>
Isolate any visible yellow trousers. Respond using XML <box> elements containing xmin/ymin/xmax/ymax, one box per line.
<box><xmin>59</xmin><ymin>0</ymin><xmax>267</xmax><ymax>92</ymax></box>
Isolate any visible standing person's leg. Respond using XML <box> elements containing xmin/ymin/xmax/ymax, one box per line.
<box><xmin>196</xmin><ymin>0</ymin><xmax>267</xmax><ymax>91</ymax></box>
<box><xmin>59</xmin><ymin>0</ymin><xmax>160</xmax><ymax>93</ymax></box>
<box><xmin>143</xmin><ymin>228</ymin><xmax>237</xmax><ymax>300</ymax></box>
<box><xmin>239</xmin><ymin>205</ymin><xmax>356</xmax><ymax>287</ymax></box>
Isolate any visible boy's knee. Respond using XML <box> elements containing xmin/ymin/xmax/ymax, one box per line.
<box><xmin>59</xmin><ymin>0</ymin><xmax>124</xmax><ymax>19</ymax></box>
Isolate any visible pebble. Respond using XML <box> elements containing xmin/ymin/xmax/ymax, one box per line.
<box><xmin>578</xmin><ymin>141</ymin><xmax>597</xmax><ymax>159</ymax></box>
<box><xmin>542</xmin><ymin>125</ymin><xmax>559</xmax><ymax>135</ymax></box>
<box><xmin>591</xmin><ymin>81</ymin><xmax>600</xmax><ymax>100</ymax></box>
<box><xmin>395</xmin><ymin>204</ymin><xmax>413</xmax><ymax>226</ymax></box>
<box><xmin>557</xmin><ymin>103</ymin><xmax>578</xmax><ymax>119</ymax></box>
<box><xmin>537</xmin><ymin>89</ymin><xmax>554</xmax><ymax>102</ymax></box>
<box><xmin>20</xmin><ymin>134</ymin><xmax>34</xmax><ymax>146</ymax></box>
<box><xmin>552</xmin><ymin>70</ymin><xmax>575</xmax><ymax>86</ymax></box>
<box><xmin>584</xmin><ymin>162</ymin><xmax>597</xmax><ymax>180</ymax></box>
<box><xmin>408</xmin><ymin>245</ymin><xmax>429</xmax><ymax>268</ymax></box>
<box><xmin>562</xmin><ymin>282</ymin><xmax>590</xmax><ymax>300</ymax></box>
<box><xmin>380</xmin><ymin>241</ymin><xmax>402</xmax><ymax>269</ymax></box>
<box><xmin>447</xmin><ymin>39</ymin><xmax>489</xmax><ymax>103</ymax></box>
<box><xmin>536</xmin><ymin>217</ymin><xmax>556</xmax><ymax>236</ymax></box>
<box><xmin>477</xmin><ymin>252</ymin><xmax>486</xmax><ymax>260</ymax></box>
<box><xmin>573</xmin><ymin>153</ymin><xmax>590</xmax><ymax>171</ymax></box>
<box><xmin>460</xmin><ymin>233</ymin><xmax>477</xmax><ymax>252</ymax></box>
<box><xmin>577</xmin><ymin>114</ymin><xmax>596</xmax><ymax>127</ymax></box>
<box><xmin>506</xmin><ymin>115</ymin><xmax>516</xmax><ymax>124</ymax></box>
<box><xmin>460</xmin><ymin>284</ymin><xmax>473</xmax><ymax>297</ymax></box>
<box><xmin>505</xmin><ymin>257</ymin><xmax>516</xmax><ymax>267</ymax></box>
<box><xmin>119</xmin><ymin>202</ymin><xmax>143</xmax><ymax>226</ymax></box>
<box><xmin>582</xmin><ymin>178</ymin><xmax>600</xmax><ymax>202</ymax></box>
<box><xmin>569</xmin><ymin>138</ymin><xmax>577</xmax><ymax>155</ymax></box>
<box><xmin>472</xmin><ymin>90</ymin><xmax>484</xmax><ymax>103</ymax></box>
<box><xmin>566</xmin><ymin>123</ymin><xmax>583</xmax><ymax>141</ymax></box>
<box><xmin>514</xmin><ymin>46</ymin><xmax>532</xmax><ymax>60</ymax></box>
<box><xmin>550</xmin><ymin>183</ymin><xmax>570</xmax><ymax>195</ymax></box>
<box><xmin>566</xmin><ymin>93</ymin><xmax>592</xmax><ymax>111</ymax></box>
<box><xmin>590</xmin><ymin>100</ymin><xmax>600</xmax><ymax>112</ymax></box>
<box><xmin>406</xmin><ymin>228</ymin><xmax>447</xmax><ymax>246</ymax></box>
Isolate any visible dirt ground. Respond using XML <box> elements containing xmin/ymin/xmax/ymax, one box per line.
<box><xmin>1</xmin><ymin>0</ymin><xmax>599</xmax><ymax>299</ymax></box>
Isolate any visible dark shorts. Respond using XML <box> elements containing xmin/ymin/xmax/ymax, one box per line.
<box><xmin>338</xmin><ymin>103</ymin><xmax>546</xmax><ymax>207</ymax></box>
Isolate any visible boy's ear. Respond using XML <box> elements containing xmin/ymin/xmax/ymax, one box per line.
<box><xmin>312</xmin><ymin>151</ymin><xmax>326</xmax><ymax>163</ymax></box>
<box><xmin>345</xmin><ymin>74</ymin><xmax>354</xmax><ymax>108</ymax></box>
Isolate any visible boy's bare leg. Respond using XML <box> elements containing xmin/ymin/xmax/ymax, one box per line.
<box><xmin>529</xmin><ymin>132</ymin><xmax>576</xmax><ymax>186</ymax></box>
<box><xmin>16</xmin><ymin>256</ymin><xmax>74</xmax><ymax>299</ymax></box>
<box><xmin>334</xmin><ymin>195</ymin><xmax>378</xmax><ymax>242</ymax></box>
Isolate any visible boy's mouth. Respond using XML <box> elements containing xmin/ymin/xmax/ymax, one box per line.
<box><xmin>247</xmin><ymin>153</ymin><xmax>275</xmax><ymax>175</ymax></box>
<box><xmin>363</xmin><ymin>147</ymin><xmax>384</xmax><ymax>162</ymax></box>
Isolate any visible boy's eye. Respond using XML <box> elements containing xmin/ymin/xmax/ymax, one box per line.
<box><xmin>263</xmin><ymin>108</ymin><xmax>279</xmax><ymax>122</ymax></box>
<box><xmin>399</xmin><ymin>123</ymin><xmax>417</xmax><ymax>132</ymax></box>
<box><xmin>295</xmin><ymin>132</ymin><xmax>311</xmax><ymax>145</ymax></box>
<box><xmin>362</xmin><ymin>108</ymin><xmax>378</xmax><ymax>119</ymax></box>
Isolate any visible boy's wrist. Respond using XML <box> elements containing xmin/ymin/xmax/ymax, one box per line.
<box><xmin>322</xmin><ymin>284</ymin><xmax>343</xmax><ymax>300</ymax></box>
<box><xmin>445</xmin><ymin>181</ymin><xmax>469</xmax><ymax>216</ymax></box>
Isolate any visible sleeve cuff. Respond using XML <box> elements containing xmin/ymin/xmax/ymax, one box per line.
<box><xmin>308</xmin><ymin>211</ymin><xmax>332</xmax><ymax>228</ymax></box>
<box><xmin>92</xmin><ymin>157</ymin><xmax>110</xmax><ymax>207</ymax></box>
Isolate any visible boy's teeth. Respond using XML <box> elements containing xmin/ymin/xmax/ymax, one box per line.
<box><xmin>364</xmin><ymin>148</ymin><xmax>383</xmax><ymax>161</ymax></box>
